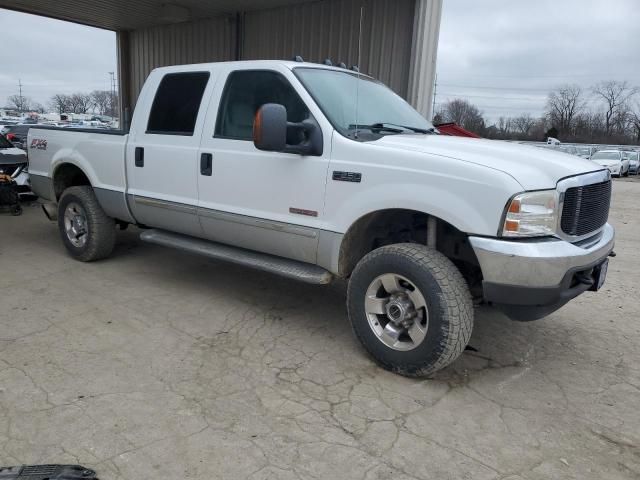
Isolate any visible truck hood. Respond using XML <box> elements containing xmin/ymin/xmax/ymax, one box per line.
<box><xmin>372</xmin><ymin>135</ymin><xmax>603</xmax><ymax>190</ymax></box>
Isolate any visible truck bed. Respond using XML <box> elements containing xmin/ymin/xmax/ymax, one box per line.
<box><xmin>27</xmin><ymin>125</ymin><xmax>129</xmax><ymax>202</ymax></box>
<box><xmin>29</xmin><ymin>125</ymin><xmax>127</xmax><ymax>136</ymax></box>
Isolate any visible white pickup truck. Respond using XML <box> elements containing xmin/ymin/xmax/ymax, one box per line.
<box><xmin>28</xmin><ymin>60</ymin><xmax>615</xmax><ymax>377</ymax></box>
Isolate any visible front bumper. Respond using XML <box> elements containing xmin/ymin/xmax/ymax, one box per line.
<box><xmin>469</xmin><ymin>223</ymin><xmax>615</xmax><ymax>320</ymax></box>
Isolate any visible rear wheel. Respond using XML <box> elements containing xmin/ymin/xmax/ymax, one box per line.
<box><xmin>347</xmin><ymin>243</ymin><xmax>474</xmax><ymax>377</ymax></box>
<box><xmin>57</xmin><ymin>186</ymin><xmax>115</xmax><ymax>262</ymax></box>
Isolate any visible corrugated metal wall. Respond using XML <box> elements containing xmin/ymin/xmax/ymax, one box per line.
<box><xmin>124</xmin><ymin>0</ymin><xmax>415</xmax><ymax>106</ymax></box>
<box><xmin>128</xmin><ymin>16</ymin><xmax>236</xmax><ymax>104</ymax></box>
<box><xmin>242</xmin><ymin>0</ymin><xmax>415</xmax><ymax>97</ymax></box>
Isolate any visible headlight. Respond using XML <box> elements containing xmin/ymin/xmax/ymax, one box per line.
<box><xmin>501</xmin><ymin>190</ymin><xmax>558</xmax><ymax>237</ymax></box>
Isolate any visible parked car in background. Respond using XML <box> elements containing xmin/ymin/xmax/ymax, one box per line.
<box><xmin>0</xmin><ymin>133</ymin><xmax>30</xmax><ymax>193</ymax></box>
<box><xmin>575</xmin><ymin>146</ymin><xmax>595</xmax><ymax>159</ymax></box>
<box><xmin>0</xmin><ymin>124</ymin><xmax>37</xmax><ymax>149</ymax></box>
<box><xmin>557</xmin><ymin>145</ymin><xmax>579</xmax><ymax>156</ymax></box>
<box><xmin>591</xmin><ymin>150</ymin><xmax>628</xmax><ymax>177</ymax></box>
<box><xmin>622</xmin><ymin>151</ymin><xmax>639</xmax><ymax>175</ymax></box>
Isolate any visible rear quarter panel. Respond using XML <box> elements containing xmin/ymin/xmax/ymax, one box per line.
<box><xmin>28</xmin><ymin>128</ymin><xmax>128</xmax><ymax>199</ymax></box>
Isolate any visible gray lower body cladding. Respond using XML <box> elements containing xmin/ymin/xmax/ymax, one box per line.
<box><xmin>140</xmin><ymin>229</ymin><xmax>333</xmax><ymax>284</ymax></box>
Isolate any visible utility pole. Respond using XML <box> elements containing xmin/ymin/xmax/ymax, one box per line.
<box><xmin>431</xmin><ymin>73</ymin><xmax>438</xmax><ymax>121</ymax></box>
<box><xmin>18</xmin><ymin>79</ymin><xmax>24</xmax><ymax>115</ymax></box>
<box><xmin>109</xmin><ymin>72</ymin><xmax>115</xmax><ymax>118</ymax></box>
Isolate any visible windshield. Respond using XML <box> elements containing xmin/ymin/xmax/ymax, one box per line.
<box><xmin>0</xmin><ymin>134</ymin><xmax>14</xmax><ymax>149</ymax></box>
<box><xmin>295</xmin><ymin>67</ymin><xmax>433</xmax><ymax>138</ymax></box>
<box><xmin>592</xmin><ymin>151</ymin><xmax>620</xmax><ymax>160</ymax></box>
<box><xmin>628</xmin><ymin>152</ymin><xmax>639</xmax><ymax>161</ymax></box>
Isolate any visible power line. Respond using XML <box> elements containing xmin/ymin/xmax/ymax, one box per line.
<box><xmin>438</xmin><ymin>83</ymin><xmax>553</xmax><ymax>92</ymax></box>
<box><xmin>437</xmin><ymin>92</ymin><xmax>544</xmax><ymax>101</ymax></box>
<box><xmin>438</xmin><ymin>73</ymin><xmax>610</xmax><ymax>79</ymax></box>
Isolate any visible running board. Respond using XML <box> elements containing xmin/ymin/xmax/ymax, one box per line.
<box><xmin>139</xmin><ymin>229</ymin><xmax>333</xmax><ymax>285</ymax></box>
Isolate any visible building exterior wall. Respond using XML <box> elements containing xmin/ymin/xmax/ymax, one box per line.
<box><xmin>242</xmin><ymin>0</ymin><xmax>415</xmax><ymax>98</ymax></box>
<box><xmin>120</xmin><ymin>0</ymin><xmax>441</xmax><ymax>120</ymax></box>
<box><xmin>127</xmin><ymin>16</ymin><xmax>236</xmax><ymax>105</ymax></box>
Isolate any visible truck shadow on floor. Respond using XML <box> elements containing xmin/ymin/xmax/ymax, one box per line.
<box><xmin>100</xmin><ymin>226</ymin><xmax>588</xmax><ymax>382</ymax></box>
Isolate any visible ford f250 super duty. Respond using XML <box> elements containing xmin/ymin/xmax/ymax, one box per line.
<box><xmin>27</xmin><ymin>60</ymin><xmax>615</xmax><ymax>377</ymax></box>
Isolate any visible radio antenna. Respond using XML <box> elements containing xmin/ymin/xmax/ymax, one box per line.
<box><xmin>354</xmin><ymin>5</ymin><xmax>364</xmax><ymax>139</ymax></box>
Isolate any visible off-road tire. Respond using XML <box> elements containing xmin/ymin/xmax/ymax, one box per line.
<box><xmin>347</xmin><ymin>243</ymin><xmax>474</xmax><ymax>377</ymax></box>
<box><xmin>57</xmin><ymin>186</ymin><xmax>115</xmax><ymax>262</ymax></box>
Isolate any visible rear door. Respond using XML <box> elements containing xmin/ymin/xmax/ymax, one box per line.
<box><xmin>126</xmin><ymin>70</ymin><xmax>213</xmax><ymax>236</ymax></box>
<box><xmin>196</xmin><ymin>66</ymin><xmax>331</xmax><ymax>264</ymax></box>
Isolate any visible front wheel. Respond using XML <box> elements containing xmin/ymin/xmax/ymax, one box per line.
<box><xmin>57</xmin><ymin>186</ymin><xmax>116</xmax><ymax>262</ymax></box>
<box><xmin>347</xmin><ymin>244</ymin><xmax>474</xmax><ymax>377</ymax></box>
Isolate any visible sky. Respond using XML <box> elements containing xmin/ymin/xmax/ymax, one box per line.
<box><xmin>436</xmin><ymin>0</ymin><xmax>640</xmax><ymax>121</ymax></box>
<box><xmin>0</xmin><ymin>1</ymin><xmax>639</xmax><ymax>122</ymax></box>
<box><xmin>0</xmin><ymin>9</ymin><xmax>116</xmax><ymax>109</ymax></box>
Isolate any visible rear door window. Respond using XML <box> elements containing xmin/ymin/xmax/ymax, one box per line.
<box><xmin>147</xmin><ymin>72</ymin><xmax>210</xmax><ymax>135</ymax></box>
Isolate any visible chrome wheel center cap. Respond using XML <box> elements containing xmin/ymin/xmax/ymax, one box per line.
<box><xmin>385</xmin><ymin>294</ymin><xmax>415</xmax><ymax>324</ymax></box>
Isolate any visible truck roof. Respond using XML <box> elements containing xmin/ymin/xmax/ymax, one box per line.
<box><xmin>150</xmin><ymin>59</ymin><xmax>370</xmax><ymax>77</ymax></box>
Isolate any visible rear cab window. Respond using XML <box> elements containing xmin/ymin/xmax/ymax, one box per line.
<box><xmin>147</xmin><ymin>72</ymin><xmax>210</xmax><ymax>136</ymax></box>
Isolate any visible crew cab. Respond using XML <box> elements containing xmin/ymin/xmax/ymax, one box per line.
<box><xmin>27</xmin><ymin>60</ymin><xmax>615</xmax><ymax>377</ymax></box>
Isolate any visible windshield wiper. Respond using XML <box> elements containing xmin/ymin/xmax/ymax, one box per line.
<box><xmin>349</xmin><ymin>123</ymin><xmax>433</xmax><ymax>134</ymax></box>
<box><xmin>349</xmin><ymin>123</ymin><xmax>403</xmax><ymax>134</ymax></box>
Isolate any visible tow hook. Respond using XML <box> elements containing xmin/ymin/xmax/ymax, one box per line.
<box><xmin>41</xmin><ymin>202</ymin><xmax>58</xmax><ymax>221</ymax></box>
<box><xmin>609</xmin><ymin>251</ymin><xmax>617</xmax><ymax>258</ymax></box>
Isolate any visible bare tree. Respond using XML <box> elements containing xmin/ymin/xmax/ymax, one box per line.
<box><xmin>512</xmin><ymin>114</ymin><xmax>536</xmax><ymax>137</ymax></box>
<box><xmin>107</xmin><ymin>92</ymin><xmax>119</xmax><ymax>118</ymax></box>
<box><xmin>497</xmin><ymin>117</ymin><xmax>512</xmax><ymax>136</ymax></box>
<box><xmin>49</xmin><ymin>94</ymin><xmax>71</xmax><ymax>114</ymax></box>
<box><xmin>592</xmin><ymin>81</ymin><xmax>638</xmax><ymax>136</ymax></box>
<box><xmin>68</xmin><ymin>93</ymin><xmax>92</xmax><ymax>114</ymax></box>
<box><xmin>32</xmin><ymin>102</ymin><xmax>46</xmax><ymax>114</ymax></box>
<box><xmin>629</xmin><ymin>104</ymin><xmax>640</xmax><ymax>143</ymax></box>
<box><xmin>7</xmin><ymin>94</ymin><xmax>31</xmax><ymax>112</ymax></box>
<box><xmin>437</xmin><ymin>99</ymin><xmax>486</xmax><ymax>134</ymax></box>
<box><xmin>546</xmin><ymin>84</ymin><xmax>584</xmax><ymax>134</ymax></box>
<box><xmin>90</xmin><ymin>90</ymin><xmax>111</xmax><ymax>115</ymax></box>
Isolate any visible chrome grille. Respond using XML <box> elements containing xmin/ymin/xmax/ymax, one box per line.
<box><xmin>561</xmin><ymin>180</ymin><xmax>611</xmax><ymax>237</ymax></box>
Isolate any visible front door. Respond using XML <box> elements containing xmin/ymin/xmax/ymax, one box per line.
<box><xmin>126</xmin><ymin>70</ymin><xmax>212</xmax><ymax>237</ymax></box>
<box><xmin>197</xmin><ymin>67</ymin><xmax>331</xmax><ymax>264</ymax></box>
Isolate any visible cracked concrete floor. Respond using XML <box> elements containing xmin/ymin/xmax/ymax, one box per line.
<box><xmin>0</xmin><ymin>181</ymin><xmax>639</xmax><ymax>480</ymax></box>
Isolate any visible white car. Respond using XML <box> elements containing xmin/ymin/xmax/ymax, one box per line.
<box><xmin>623</xmin><ymin>151</ymin><xmax>639</xmax><ymax>175</ymax></box>
<box><xmin>575</xmin><ymin>146</ymin><xmax>595</xmax><ymax>159</ymax></box>
<box><xmin>591</xmin><ymin>150</ymin><xmax>628</xmax><ymax>177</ymax></box>
<box><xmin>26</xmin><ymin>60</ymin><xmax>615</xmax><ymax>377</ymax></box>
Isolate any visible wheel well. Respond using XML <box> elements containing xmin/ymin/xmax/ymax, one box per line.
<box><xmin>53</xmin><ymin>163</ymin><xmax>91</xmax><ymax>200</ymax></box>
<box><xmin>338</xmin><ymin>209</ymin><xmax>483</xmax><ymax>294</ymax></box>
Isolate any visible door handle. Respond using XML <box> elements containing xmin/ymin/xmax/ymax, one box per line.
<box><xmin>200</xmin><ymin>153</ymin><xmax>213</xmax><ymax>176</ymax></box>
<box><xmin>135</xmin><ymin>147</ymin><xmax>144</xmax><ymax>167</ymax></box>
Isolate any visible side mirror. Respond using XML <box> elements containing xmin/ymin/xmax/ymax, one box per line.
<box><xmin>253</xmin><ymin>104</ymin><xmax>287</xmax><ymax>152</ymax></box>
<box><xmin>253</xmin><ymin>103</ymin><xmax>323</xmax><ymax>156</ymax></box>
